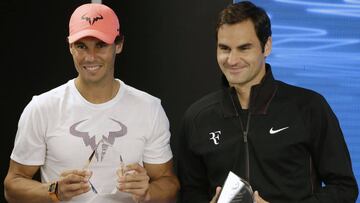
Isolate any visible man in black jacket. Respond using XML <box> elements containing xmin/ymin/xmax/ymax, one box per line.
<box><xmin>174</xmin><ymin>1</ymin><xmax>358</xmax><ymax>202</ymax></box>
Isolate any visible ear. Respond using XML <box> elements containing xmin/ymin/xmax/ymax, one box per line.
<box><xmin>264</xmin><ymin>36</ymin><xmax>272</xmax><ymax>57</ymax></box>
<box><xmin>69</xmin><ymin>43</ymin><xmax>74</xmax><ymax>55</ymax></box>
<box><xmin>115</xmin><ymin>37</ymin><xmax>124</xmax><ymax>54</ymax></box>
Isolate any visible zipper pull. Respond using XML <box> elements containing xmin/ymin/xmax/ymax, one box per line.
<box><xmin>243</xmin><ymin>131</ymin><xmax>248</xmax><ymax>143</ymax></box>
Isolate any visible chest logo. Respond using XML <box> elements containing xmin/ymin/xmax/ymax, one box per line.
<box><xmin>269</xmin><ymin>126</ymin><xmax>289</xmax><ymax>134</ymax></box>
<box><xmin>209</xmin><ymin>131</ymin><xmax>221</xmax><ymax>145</ymax></box>
<box><xmin>69</xmin><ymin>118</ymin><xmax>127</xmax><ymax>161</ymax></box>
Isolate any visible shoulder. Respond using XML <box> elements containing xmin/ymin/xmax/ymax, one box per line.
<box><xmin>277</xmin><ymin>81</ymin><xmax>326</xmax><ymax>102</ymax></box>
<box><xmin>184</xmin><ymin>89</ymin><xmax>224</xmax><ymax>121</ymax></box>
<box><xmin>276</xmin><ymin>81</ymin><xmax>330</xmax><ymax>110</ymax></box>
<box><xmin>27</xmin><ymin>81</ymin><xmax>71</xmax><ymax>109</ymax></box>
<box><xmin>121</xmin><ymin>82</ymin><xmax>161</xmax><ymax>107</ymax></box>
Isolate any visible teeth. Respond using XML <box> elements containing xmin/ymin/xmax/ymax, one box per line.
<box><xmin>84</xmin><ymin>65</ymin><xmax>100</xmax><ymax>70</ymax></box>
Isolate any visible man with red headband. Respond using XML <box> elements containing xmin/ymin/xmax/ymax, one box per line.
<box><xmin>4</xmin><ymin>3</ymin><xmax>179</xmax><ymax>203</ymax></box>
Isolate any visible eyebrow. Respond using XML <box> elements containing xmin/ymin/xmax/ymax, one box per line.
<box><xmin>237</xmin><ymin>43</ymin><xmax>252</xmax><ymax>49</ymax></box>
<box><xmin>73</xmin><ymin>41</ymin><xmax>85</xmax><ymax>46</ymax></box>
<box><xmin>217</xmin><ymin>43</ymin><xmax>229</xmax><ymax>48</ymax></box>
<box><xmin>217</xmin><ymin>42</ymin><xmax>253</xmax><ymax>49</ymax></box>
<box><xmin>96</xmin><ymin>41</ymin><xmax>108</xmax><ymax>46</ymax></box>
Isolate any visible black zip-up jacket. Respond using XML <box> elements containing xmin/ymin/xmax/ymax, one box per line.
<box><xmin>175</xmin><ymin>64</ymin><xmax>358</xmax><ymax>202</ymax></box>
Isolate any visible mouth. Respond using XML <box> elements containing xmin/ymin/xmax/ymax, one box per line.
<box><xmin>83</xmin><ymin>65</ymin><xmax>101</xmax><ymax>72</ymax></box>
<box><xmin>227</xmin><ymin>66</ymin><xmax>246</xmax><ymax>74</ymax></box>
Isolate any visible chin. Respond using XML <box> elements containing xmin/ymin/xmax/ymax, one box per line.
<box><xmin>226</xmin><ymin>77</ymin><xmax>245</xmax><ymax>85</ymax></box>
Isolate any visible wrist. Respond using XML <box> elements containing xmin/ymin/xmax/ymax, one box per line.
<box><xmin>48</xmin><ymin>181</ymin><xmax>60</xmax><ymax>202</ymax></box>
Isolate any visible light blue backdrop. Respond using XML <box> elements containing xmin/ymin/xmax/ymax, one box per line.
<box><xmin>234</xmin><ymin>0</ymin><xmax>360</xmax><ymax>200</ymax></box>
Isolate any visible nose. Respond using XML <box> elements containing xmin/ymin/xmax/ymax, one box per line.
<box><xmin>227</xmin><ymin>51</ymin><xmax>242</xmax><ymax>66</ymax></box>
<box><xmin>84</xmin><ymin>48</ymin><xmax>96</xmax><ymax>62</ymax></box>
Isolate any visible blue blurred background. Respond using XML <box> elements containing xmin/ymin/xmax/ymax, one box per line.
<box><xmin>235</xmin><ymin>0</ymin><xmax>360</xmax><ymax>200</ymax></box>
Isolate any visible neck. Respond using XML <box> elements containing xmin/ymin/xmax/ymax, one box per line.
<box><xmin>233</xmin><ymin>86</ymin><xmax>250</xmax><ymax>109</ymax></box>
<box><xmin>232</xmin><ymin>65</ymin><xmax>267</xmax><ymax>109</ymax></box>
<box><xmin>75</xmin><ymin>78</ymin><xmax>120</xmax><ymax>104</ymax></box>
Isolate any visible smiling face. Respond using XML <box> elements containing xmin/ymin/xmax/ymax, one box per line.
<box><xmin>69</xmin><ymin>37</ymin><xmax>123</xmax><ymax>86</ymax></box>
<box><xmin>217</xmin><ymin>20</ymin><xmax>272</xmax><ymax>90</ymax></box>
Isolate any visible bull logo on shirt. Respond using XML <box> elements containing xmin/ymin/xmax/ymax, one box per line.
<box><xmin>69</xmin><ymin>118</ymin><xmax>127</xmax><ymax>161</ymax></box>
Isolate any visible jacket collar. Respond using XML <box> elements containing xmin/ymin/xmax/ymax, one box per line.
<box><xmin>221</xmin><ymin>63</ymin><xmax>278</xmax><ymax>117</ymax></box>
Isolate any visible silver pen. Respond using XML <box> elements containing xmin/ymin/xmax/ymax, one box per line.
<box><xmin>83</xmin><ymin>147</ymin><xmax>98</xmax><ymax>194</ymax></box>
<box><xmin>119</xmin><ymin>155</ymin><xmax>125</xmax><ymax>177</ymax></box>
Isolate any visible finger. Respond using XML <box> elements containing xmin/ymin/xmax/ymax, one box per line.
<box><xmin>61</xmin><ymin>173</ymin><xmax>90</xmax><ymax>184</ymax></box>
<box><xmin>253</xmin><ymin>191</ymin><xmax>268</xmax><ymax>203</ymax></box>
<box><xmin>122</xmin><ymin>188</ymin><xmax>147</xmax><ymax>196</ymax></box>
<box><xmin>116</xmin><ymin>168</ymin><xmax>125</xmax><ymax>177</ymax></box>
<box><xmin>132</xmin><ymin>195</ymin><xmax>142</xmax><ymax>203</ymax></box>
<box><xmin>210</xmin><ymin>186</ymin><xmax>222</xmax><ymax>203</ymax></box>
<box><xmin>60</xmin><ymin>169</ymin><xmax>91</xmax><ymax>178</ymax></box>
<box><xmin>118</xmin><ymin>182</ymin><xmax>146</xmax><ymax>191</ymax></box>
<box><xmin>124</xmin><ymin>163</ymin><xmax>146</xmax><ymax>173</ymax></box>
<box><xmin>63</xmin><ymin>182</ymin><xmax>91</xmax><ymax>192</ymax></box>
<box><xmin>67</xmin><ymin>187</ymin><xmax>91</xmax><ymax>196</ymax></box>
<box><xmin>117</xmin><ymin>178</ymin><xmax>149</xmax><ymax>191</ymax></box>
<box><xmin>253</xmin><ymin>191</ymin><xmax>259</xmax><ymax>202</ymax></box>
<box><xmin>118</xmin><ymin>173</ymin><xmax>149</xmax><ymax>183</ymax></box>
<box><xmin>58</xmin><ymin>182</ymin><xmax>91</xmax><ymax>201</ymax></box>
<box><xmin>59</xmin><ymin>186</ymin><xmax>91</xmax><ymax>201</ymax></box>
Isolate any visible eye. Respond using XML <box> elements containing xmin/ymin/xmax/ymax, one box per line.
<box><xmin>218</xmin><ymin>45</ymin><xmax>230</xmax><ymax>52</ymax></box>
<box><xmin>238</xmin><ymin>44</ymin><xmax>252</xmax><ymax>51</ymax></box>
<box><xmin>75</xmin><ymin>43</ymin><xmax>86</xmax><ymax>49</ymax></box>
<box><xmin>96</xmin><ymin>42</ymin><xmax>108</xmax><ymax>48</ymax></box>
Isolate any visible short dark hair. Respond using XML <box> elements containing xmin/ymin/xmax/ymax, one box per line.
<box><xmin>114</xmin><ymin>34</ymin><xmax>124</xmax><ymax>45</ymax></box>
<box><xmin>216</xmin><ymin>1</ymin><xmax>271</xmax><ymax>52</ymax></box>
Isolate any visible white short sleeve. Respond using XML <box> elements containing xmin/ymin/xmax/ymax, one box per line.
<box><xmin>143</xmin><ymin>101</ymin><xmax>172</xmax><ymax>164</ymax></box>
<box><xmin>11</xmin><ymin>96</ymin><xmax>47</xmax><ymax>166</ymax></box>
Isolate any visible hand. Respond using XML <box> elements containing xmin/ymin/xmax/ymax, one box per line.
<box><xmin>253</xmin><ymin>191</ymin><xmax>269</xmax><ymax>203</ymax></box>
<box><xmin>210</xmin><ymin>186</ymin><xmax>222</xmax><ymax>203</ymax></box>
<box><xmin>56</xmin><ymin>169</ymin><xmax>92</xmax><ymax>201</ymax></box>
<box><xmin>117</xmin><ymin>163</ymin><xmax>150</xmax><ymax>202</ymax></box>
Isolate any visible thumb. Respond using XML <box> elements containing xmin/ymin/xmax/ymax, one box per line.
<box><xmin>210</xmin><ymin>186</ymin><xmax>222</xmax><ymax>203</ymax></box>
<box><xmin>253</xmin><ymin>191</ymin><xmax>259</xmax><ymax>202</ymax></box>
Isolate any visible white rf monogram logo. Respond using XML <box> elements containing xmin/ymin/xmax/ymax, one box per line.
<box><xmin>209</xmin><ymin>131</ymin><xmax>221</xmax><ymax>145</ymax></box>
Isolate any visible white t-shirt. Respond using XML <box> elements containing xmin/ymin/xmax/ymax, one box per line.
<box><xmin>11</xmin><ymin>79</ymin><xmax>173</xmax><ymax>203</ymax></box>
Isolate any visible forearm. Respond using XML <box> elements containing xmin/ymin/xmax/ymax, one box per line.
<box><xmin>4</xmin><ymin>176</ymin><xmax>53</xmax><ymax>203</ymax></box>
<box><xmin>146</xmin><ymin>175</ymin><xmax>180</xmax><ymax>203</ymax></box>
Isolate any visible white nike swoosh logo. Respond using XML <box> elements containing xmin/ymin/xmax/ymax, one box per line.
<box><xmin>269</xmin><ymin>126</ymin><xmax>289</xmax><ymax>134</ymax></box>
